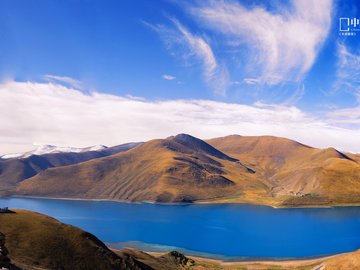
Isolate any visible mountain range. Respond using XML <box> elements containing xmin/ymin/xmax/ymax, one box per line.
<box><xmin>1</xmin><ymin>134</ymin><xmax>360</xmax><ymax>207</ymax></box>
<box><xmin>0</xmin><ymin>142</ymin><xmax>142</xmax><ymax>194</ymax></box>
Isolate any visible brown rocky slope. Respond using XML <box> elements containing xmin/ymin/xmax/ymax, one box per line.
<box><xmin>11</xmin><ymin>134</ymin><xmax>360</xmax><ymax>207</ymax></box>
<box><xmin>15</xmin><ymin>134</ymin><xmax>264</xmax><ymax>203</ymax></box>
<box><xmin>0</xmin><ymin>142</ymin><xmax>141</xmax><ymax>194</ymax></box>
<box><xmin>207</xmin><ymin>135</ymin><xmax>360</xmax><ymax>206</ymax></box>
<box><xmin>0</xmin><ymin>209</ymin><xmax>154</xmax><ymax>270</ymax></box>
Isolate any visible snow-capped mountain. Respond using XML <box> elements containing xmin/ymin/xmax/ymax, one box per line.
<box><xmin>1</xmin><ymin>144</ymin><xmax>108</xmax><ymax>159</ymax></box>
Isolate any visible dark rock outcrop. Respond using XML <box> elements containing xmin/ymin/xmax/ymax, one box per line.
<box><xmin>0</xmin><ymin>232</ymin><xmax>11</xmax><ymax>269</ymax></box>
<box><xmin>160</xmin><ymin>251</ymin><xmax>195</xmax><ymax>269</ymax></box>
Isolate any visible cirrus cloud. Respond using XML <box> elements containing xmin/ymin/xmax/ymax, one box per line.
<box><xmin>43</xmin><ymin>74</ymin><xmax>84</xmax><ymax>89</ymax></box>
<box><xmin>146</xmin><ymin>18</ymin><xmax>229</xmax><ymax>96</ymax></box>
<box><xmin>190</xmin><ymin>0</ymin><xmax>333</xmax><ymax>85</ymax></box>
<box><xmin>326</xmin><ymin>43</ymin><xmax>360</xmax><ymax>126</ymax></box>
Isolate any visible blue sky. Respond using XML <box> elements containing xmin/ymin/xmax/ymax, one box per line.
<box><xmin>0</xmin><ymin>0</ymin><xmax>360</xmax><ymax>154</ymax></box>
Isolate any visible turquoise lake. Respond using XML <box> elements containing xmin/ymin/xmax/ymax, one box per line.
<box><xmin>1</xmin><ymin>197</ymin><xmax>360</xmax><ymax>261</ymax></box>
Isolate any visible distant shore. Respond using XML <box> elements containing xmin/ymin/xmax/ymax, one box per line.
<box><xmin>4</xmin><ymin>194</ymin><xmax>360</xmax><ymax>209</ymax></box>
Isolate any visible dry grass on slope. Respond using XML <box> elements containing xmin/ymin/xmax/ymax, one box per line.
<box><xmin>0</xmin><ymin>210</ymin><xmax>149</xmax><ymax>270</ymax></box>
<box><xmin>15</xmin><ymin>135</ymin><xmax>263</xmax><ymax>203</ymax></box>
<box><xmin>207</xmin><ymin>135</ymin><xmax>360</xmax><ymax>206</ymax></box>
<box><xmin>13</xmin><ymin>134</ymin><xmax>360</xmax><ymax>207</ymax></box>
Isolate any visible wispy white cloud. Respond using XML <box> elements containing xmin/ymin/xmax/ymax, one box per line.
<box><xmin>283</xmin><ymin>83</ymin><xmax>305</xmax><ymax>106</ymax></box>
<box><xmin>326</xmin><ymin>43</ymin><xmax>360</xmax><ymax>125</ymax></box>
<box><xmin>327</xmin><ymin>111</ymin><xmax>360</xmax><ymax>125</ymax></box>
<box><xmin>243</xmin><ymin>78</ymin><xmax>261</xmax><ymax>85</ymax></box>
<box><xmin>191</xmin><ymin>0</ymin><xmax>333</xmax><ymax>85</ymax></box>
<box><xmin>162</xmin><ymin>74</ymin><xmax>176</xmax><ymax>81</ymax></box>
<box><xmin>171</xmin><ymin>19</ymin><xmax>219</xmax><ymax>85</ymax></box>
<box><xmin>0</xmin><ymin>80</ymin><xmax>360</xmax><ymax>155</ymax></box>
<box><xmin>147</xmin><ymin>18</ymin><xmax>228</xmax><ymax>95</ymax></box>
<box><xmin>333</xmin><ymin>42</ymin><xmax>360</xmax><ymax>96</ymax></box>
<box><xmin>43</xmin><ymin>75</ymin><xmax>83</xmax><ymax>89</ymax></box>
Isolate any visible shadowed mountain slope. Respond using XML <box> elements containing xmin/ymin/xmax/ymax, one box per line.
<box><xmin>347</xmin><ymin>152</ymin><xmax>360</xmax><ymax>163</ymax></box>
<box><xmin>168</xmin><ymin>134</ymin><xmax>238</xmax><ymax>161</ymax></box>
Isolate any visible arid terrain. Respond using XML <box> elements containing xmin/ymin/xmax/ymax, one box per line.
<box><xmin>0</xmin><ymin>134</ymin><xmax>357</xmax><ymax>207</ymax></box>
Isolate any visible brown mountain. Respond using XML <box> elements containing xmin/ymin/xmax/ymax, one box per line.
<box><xmin>15</xmin><ymin>134</ymin><xmax>268</xmax><ymax>203</ymax></box>
<box><xmin>10</xmin><ymin>134</ymin><xmax>360</xmax><ymax>206</ymax></box>
<box><xmin>347</xmin><ymin>152</ymin><xmax>360</xmax><ymax>163</ymax></box>
<box><xmin>207</xmin><ymin>135</ymin><xmax>360</xmax><ymax>206</ymax></box>
<box><xmin>0</xmin><ymin>142</ymin><xmax>142</xmax><ymax>194</ymax></box>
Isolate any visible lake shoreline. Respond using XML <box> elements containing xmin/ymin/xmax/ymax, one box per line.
<box><xmin>2</xmin><ymin>196</ymin><xmax>360</xmax><ymax>263</ymax></box>
<box><xmin>6</xmin><ymin>194</ymin><xmax>360</xmax><ymax>209</ymax></box>
<box><xmin>110</xmin><ymin>244</ymin><xmax>339</xmax><ymax>263</ymax></box>
<box><xmin>111</xmin><ymin>247</ymin><xmax>347</xmax><ymax>268</ymax></box>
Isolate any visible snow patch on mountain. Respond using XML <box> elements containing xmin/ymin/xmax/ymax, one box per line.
<box><xmin>1</xmin><ymin>144</ymin><xmax>108</xmax><ymax>159</ymax></box>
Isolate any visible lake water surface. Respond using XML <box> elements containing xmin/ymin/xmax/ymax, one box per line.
<box><xmin>1</xmin><ymin>197</ymin><xmax>360</xmax><ymax>260</ymax></box>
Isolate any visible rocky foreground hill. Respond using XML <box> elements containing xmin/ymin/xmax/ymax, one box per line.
<box><xmin>0</xmin><ymin>209</ymin><xmax>196</xmax><ymax>270</ymax></box>
<box><xmin>1</xmin><ymin>134</ymin><xmax>360</xmax><ymax>207</ymax></box>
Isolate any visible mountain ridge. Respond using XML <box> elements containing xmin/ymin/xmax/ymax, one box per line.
<box><xmin>14</xmin><ymin>134</ymin><xmax>261</xmax><ymax>203</ymax></box>
<box><xmin>2</xmin><ymin>134</ymin><xmax>360</xmax><ymax>207</ymax></box>
<box><xmin>0</xmin><ymin>142</ymin><xmax>142</xmax><ymax>194</ymax></box>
